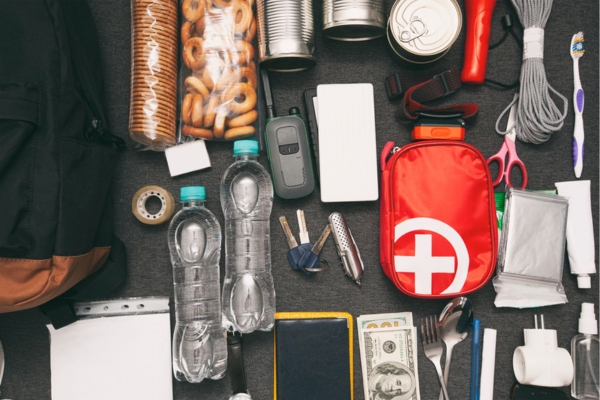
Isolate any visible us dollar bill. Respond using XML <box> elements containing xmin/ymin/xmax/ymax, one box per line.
<box><xmin>356</xmin><ymin>312</ymin><xmax>413</xmax><ymax>331</ymax></box>
<box><xmin>359</xmin><ymin>326</ymin><xmax>420</xmax><ymax>400</ymax></box>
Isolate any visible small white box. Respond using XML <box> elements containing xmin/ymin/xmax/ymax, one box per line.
<box><xmin>165</xmin><ymin>140</ymin><xmax>211</xmax><ymax>177</ymax></box>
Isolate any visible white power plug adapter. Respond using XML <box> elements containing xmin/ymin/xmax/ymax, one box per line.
<box><xmin>513</xmin><ymin>314</ymin><xmax>574</xmax><ymax>387</ymax></box>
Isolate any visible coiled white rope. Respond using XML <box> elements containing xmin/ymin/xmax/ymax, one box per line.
<box><xmin>495</xmin><ymin>0</ymin><xmax>568</xmax><ymax>144</ymax></box>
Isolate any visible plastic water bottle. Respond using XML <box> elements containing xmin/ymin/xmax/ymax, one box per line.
<box><xmin>221</xmin><ymin>140</ymin><xmax>276</xmax><ymax>334</ymax></box>
<box><xmin>168</xmin><ymin>186</ymin><xmax>226</xmax><ymax>383</ymax></box>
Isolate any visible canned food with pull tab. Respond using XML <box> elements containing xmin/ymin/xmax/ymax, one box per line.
<box><xmin>387</xmin><ymin>0</ymin><xmax>462</xmax><ymax>64</ymax></box>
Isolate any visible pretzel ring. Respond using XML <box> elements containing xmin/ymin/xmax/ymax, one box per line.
<box><xmin>191</xmin><ymin>94</ymin><xmax>204</xmax><ymax>127</ymax></box>
<box><xmin>213</xmin><ymin>106</ymin><xmax>228</xmax><ymax>139</ymax></box>
<box><xmin>182</xmin><ymin>0</ymin><xmax>205</xmax><ymax>22</ymax></box>
<box><xmin>214</xmin><ymin>67</ymin><xmax>235</xmax><ymax>92</ymax></box>
<box><xmin>203</xmin><ymin>96</ymin><xmax>219</xmax><ymax>128</ymax></box>
<box><xmin>201</xmin><ymin>64</ymin><xmax>227</xmax><ymax>91</ymax></box>
<box><xmin>195</xmin><ymin>16</ymin><xmax>206</xmax><ymax>36</ymax></box>
<box><xmin>233</xmin><ymin>67</ymin><xmax>257</xmax><ymax>89</ymax></box>
<box><xmin>185</xmin><ymin>76</ymin><xmax>210</xmax><ymax>97</ymax></box>
<box><xmin>231</xmin><ymin>40</ymin><xmax>254</xmax><ymax>65</ymax></box>
<box><xmin>183</xmin><ymin>37</ymin><xmax>206</xmax><ymax>70</ymax></box>
<box><xmin>232</xmin><ymin>0</ymin><xmax>252</xmax><ymax>34</ymax></box>
<box><xmin>213</xmin><ymin>0</ymin><xmax>233</xmax><ymax>8</ymax></box>
<box><xmin>222</xmin><ymin>83</ymin><xmax>256</xmax><ymax>115</ymax></box>
<box><xmin>182</xmin><ymin>125</ymin><xmax>214</xmax><ymax>139</ymax></box>
<box><xmin>181</xmin><ymin>22</ymin><xmax>197</xmax><ymax>46</ymax></box>
<box><xmin>242</xmin><ymin>18</ymin><xmax>257</xmax><ymax>42</ymax></box>
<box><xmin>224</xmin><ymin>125</ymin><xmax>255</xmax><ymax>140</ymax></box>
<box><xmin>227</xmin><ymin>110</ymin><xmax>257</xmax><ymax>128</ymax></box>
<box><xmin>182</xmin><ymin>93</ymin><xmax>194</xmax><ymax>125</ymax></box>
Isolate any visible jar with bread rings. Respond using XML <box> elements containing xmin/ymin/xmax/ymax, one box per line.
<box><xmin>178</xmin><ymin>0</ymin><xmax>259</xmax><ymax>141</ymax></box>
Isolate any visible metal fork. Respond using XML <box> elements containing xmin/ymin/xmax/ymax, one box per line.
<box><xmin>421</xmin><ymin>315</ymin><xmax>451</xmax><ymax>400</ymax></box>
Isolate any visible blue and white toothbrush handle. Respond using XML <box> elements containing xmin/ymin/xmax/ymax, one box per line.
<box><xmin>573</xmin><ymin>63</ymin><xmax>584</xmax><ymax>178</ymax></box>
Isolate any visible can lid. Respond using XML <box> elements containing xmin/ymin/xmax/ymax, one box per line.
<box><xmin>389</xmin><ymin>0</ymin><xmax>461</xmax><ymax>56</ymax></box>
<box><xmin>233</xmin><ymin>140</ymin><xmax>259</xmax><ymax>155</ymax></box>
<box><xmin>181</xmin><ymin>186</ymin><xmax>206</xmax><ymax>201</ymax></box>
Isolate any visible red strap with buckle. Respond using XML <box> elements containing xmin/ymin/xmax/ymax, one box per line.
<box><xmin>386</xmin><ymin>69</ymin><xmax>479</xmax><ymax>121</ymax></box>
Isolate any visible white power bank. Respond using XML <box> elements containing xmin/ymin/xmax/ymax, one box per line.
<box><xmin>316</xmin><ymin>83</ymin><xmax>378</xmax><ymax>202</ymax></box>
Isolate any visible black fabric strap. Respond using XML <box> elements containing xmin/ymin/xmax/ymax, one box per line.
<box><xmin>228</xmin><ymin>332</ymin><xmax>249</xmax><ymax>396</ymax></box>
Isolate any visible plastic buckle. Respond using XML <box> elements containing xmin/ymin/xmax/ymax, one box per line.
<box><xmin>433</xmin><ymin>70</ymin><xmax>456</xmax><ymax>97</ymax></box>
<box><xmin>385</xmin><ymin>73</ymin><xmax>404</xmax><ymax>100</ymax></box>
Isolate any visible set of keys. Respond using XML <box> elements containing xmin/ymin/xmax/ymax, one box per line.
<box><xmin>279</xmin><ymin>210</ymin><xmax>331</xmax><ymax>275</ymax></box>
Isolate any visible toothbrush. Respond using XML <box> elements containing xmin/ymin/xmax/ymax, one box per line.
<box><xmin>570</xmin><ymin>32</ymin><xmax>585</xmax><ymax>178</ymax></box>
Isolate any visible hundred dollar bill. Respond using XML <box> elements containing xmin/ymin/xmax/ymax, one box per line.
<box><xmin>359</xmin><ymin>327</ymin><xmax>420</xmax><ymax>400</ymax></box>
<box><xmin>357</xmin><ymin>312</ymin><xmax>413</xmax><ymax>331</ymax></box>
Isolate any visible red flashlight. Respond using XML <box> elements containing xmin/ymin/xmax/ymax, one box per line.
<box><xmin>461</xmin><ymin>0</ymin><xmax>498</xmax><ymax>85</ymax></box>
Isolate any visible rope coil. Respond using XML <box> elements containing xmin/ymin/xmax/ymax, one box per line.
<box><xmin>496</xmin><ymin>0</ymin><xmax>568</xmax><ymax>144</ymax></box>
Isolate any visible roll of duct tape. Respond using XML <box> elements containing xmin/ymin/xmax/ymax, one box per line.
<box><xmin>131</xmin><ymin>185</ymin><xmax>175</xmax><ymax>225</ymax></box>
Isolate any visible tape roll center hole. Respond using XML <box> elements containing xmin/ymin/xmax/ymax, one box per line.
<box><xmin>141</xmin><ymin>193</ymin><xmax>166</xmax><ymax>218</ymax></box>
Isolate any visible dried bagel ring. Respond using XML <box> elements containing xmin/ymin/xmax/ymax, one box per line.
<box><xmin>227</xmin><ymin>110</ymin><xmax>257</xmax><ymax>128</ymax></box>
<box><xmin>231</xmin><ymin>40</ymin><xmax>254</xmax><ymax>65</ymax></box>
<box><xmin>232</xmin><ymin>0</ymin><xmax>252</xmax><ymax>34</ymax></box>
<box><xmin>213</xmin><ymin>0</ymin><xmax>233</xmax><ymax>8</ymax></box>
<box><xmin>242</xmin><ymin>18</ymin><xmax>256</xmax><ymax>42</ymax></box>
<box><xmin>182</xmin><ymin>0</ymin><xmax>205</xmax><ymax>22</ymax></box>
<box><xmin>191</xmin><ymin>94</ymin><xmax>204</xmax><ymax>127</ymax></box>
<box><xmin>234</xmin><ymin>66</ymin><xmax>257</xmax><ymax>89</ymax></box>
<box><xmin>203</xmin><ymin>96</ymin><xmax>219</xmax><ymax>128</ymax></box>
<box><xmin>183</xmin><ymin>37</ymin><xmax>206</xmax><ymax>70</ymax></box>
<box><xmin>131</xmin><ymin>186</ymin><xmax>175</xmax><ymax>225</ymax></box>
<box><xmin>224</xmin><ymin>125</ymin><xmax>255</xmax><ymax>140</ymax></box>
<box><xmin>185</xmin><ymin>76</ymin><xmax>210</xmax><ymax>97</ymax></box>
<box><xmin>181</xmin><ymin>21</ymin><xmax>197</xmax><ymax>46</ymax></box>
<box><xmin>182</xmin><ymin>93</ymin><xmax>194</xmax><ymax>125</ymax></box>
<box><xmin>222</xmin><ymin>82</ymin><xmax>256</xmax><ymax>115</ymax></box>
<box><xmin>213</xmin><ymin>105</ymin><xmax>228</xmax><ymax>139</ymax></box>
<box><xmin>182</xmin><ymin>125</ymin><xmax>214</xmax><ymax>139</ymax></box>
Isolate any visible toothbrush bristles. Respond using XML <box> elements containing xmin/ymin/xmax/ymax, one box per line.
<box><xmin>572</xmin><ymin>34</ymin><xmax>585</xmax><ymax>55</ymax></box>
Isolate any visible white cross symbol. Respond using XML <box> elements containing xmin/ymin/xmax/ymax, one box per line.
<box><xmin>395</xmin><ymin>234</ymin><xmax>455</xmax><ymax>295</ymax></box>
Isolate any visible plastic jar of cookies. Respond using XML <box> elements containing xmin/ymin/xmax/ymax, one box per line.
<box><xmin>179</xmin><ymin>0</ymin><xmax>258</xmax><ymax>141</ymax></box>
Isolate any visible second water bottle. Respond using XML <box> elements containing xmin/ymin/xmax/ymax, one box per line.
<box><xmin>221</xmin><ymin>140</ymin><xmax>276</xmax><ymax>334</ymax></box>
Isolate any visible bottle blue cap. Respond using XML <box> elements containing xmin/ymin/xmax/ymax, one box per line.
<box><xmin>180</xmin><ymin>186</ymin><xmax>206</xmax><ymax>201</ymax></box>
<box><xmin>233</xmin><ymin>140</ymin><xmax>259</xmax><ymax>155</ymax></box>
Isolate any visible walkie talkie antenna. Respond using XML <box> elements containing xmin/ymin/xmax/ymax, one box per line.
<box><xmin>261</xmin><ymin>68</ymin><xmax>277</xmax><ymax>119</ymax></box>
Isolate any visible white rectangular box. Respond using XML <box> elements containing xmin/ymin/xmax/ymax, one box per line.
<box><xmin>316</xmin><ymin>83</ymin><xmax>378</xmax><ymax>202</ymax></box>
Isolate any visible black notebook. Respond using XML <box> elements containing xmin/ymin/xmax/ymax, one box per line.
<box><xmin>274</xmin><ymin>312</ymin><xmax>353</xmax><ymax>400</ymax></box>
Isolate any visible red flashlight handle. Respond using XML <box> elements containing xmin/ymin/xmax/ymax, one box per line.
<box><xmin>461</xmin><ymin>0</ymin><xmax>498</xmax><ymax>85</ymax></box>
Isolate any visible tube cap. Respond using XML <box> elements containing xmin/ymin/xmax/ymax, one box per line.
<box><xmin>233</xmin><ymin>140</ymin><xmax>259</xmax><ymax>155</ymax></box>
<box><xmin>577</xmin><ymin>274</ymin><xmax>591</xmax><ymax>289</ymax></box>
<box><xmin>180</xmin><ymin>186</ymin><xmax>206</xmax><ymax>201</ymax></box>
<box><xmin>579</xmin><ymin>303</ymin><xmax>598</xmax><ymax>335</ymax></box>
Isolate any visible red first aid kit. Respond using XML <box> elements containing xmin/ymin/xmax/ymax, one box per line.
<box><xmin>380</xmin><ymin>140</ymin><xmax>498</xmax><ymax>298</ymax></box>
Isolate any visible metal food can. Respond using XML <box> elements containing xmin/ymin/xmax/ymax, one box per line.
<box><xmin>322</xmin><ymin>0</ymin><xmax>386</xmax><ymax>41</ymax></box>
<box><xmin>387</xmin><ymin>0</ymin><xmax>462</xmax><ymax>64</ymax></box>
<box><xmin>257</xmin><ymin>0</ymin><xmax>316</xmax><ymax>72</ymax></box>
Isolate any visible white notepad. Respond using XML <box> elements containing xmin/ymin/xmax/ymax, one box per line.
<box><xmin>48</xmin><ymin>298</ymin><xmax>173</xmax><ymax>400</ymax></box>
<box><xmin>316</xmin><ymin>83</ymin><xmax>378</xmax><ymax>202</ymax></box>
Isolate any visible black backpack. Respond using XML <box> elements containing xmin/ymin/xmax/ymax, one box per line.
<box><xmin>0</xmin><ymin>0</ymin><xmax>126</xmax><ymax>327</ymax></box>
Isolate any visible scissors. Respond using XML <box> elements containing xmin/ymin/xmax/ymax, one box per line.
<box><xmin>487</xmin><ymin>101</ymin><xmax>528</xmax><ymax>189</ymax></box>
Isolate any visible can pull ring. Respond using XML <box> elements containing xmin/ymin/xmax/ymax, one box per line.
<box><xmin>399</xmin><ymin>17</ymin><xmax>426</xmax><ymax>42</ymax></box>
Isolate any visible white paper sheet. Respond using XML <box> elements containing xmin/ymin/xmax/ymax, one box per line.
<box><xmin>48</xmin><ymin>312</ymin><xmax>173</xmax><ymax>400</ymax></box>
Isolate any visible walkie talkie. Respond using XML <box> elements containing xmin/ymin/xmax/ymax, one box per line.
<box><xmin>262</xmin><ymin>69</ymin><xmax>315</xmax><ymax>199</ymax></box>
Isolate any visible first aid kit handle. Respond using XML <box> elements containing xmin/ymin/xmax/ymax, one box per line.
<box><xmin>381</xmin><ymin>141</ymin><xmax>396</xmax><ymax>171</ymax></box>
<box><xmin>461</xmin><ymin>0</ymin><xmax>498</xmax><ymax>85</ymax></box>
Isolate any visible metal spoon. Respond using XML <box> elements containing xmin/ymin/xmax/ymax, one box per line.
<box><xmin>437</xmin><ymin>297</ymin><xmax>474</xmax><ymax>400</ymax></box>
